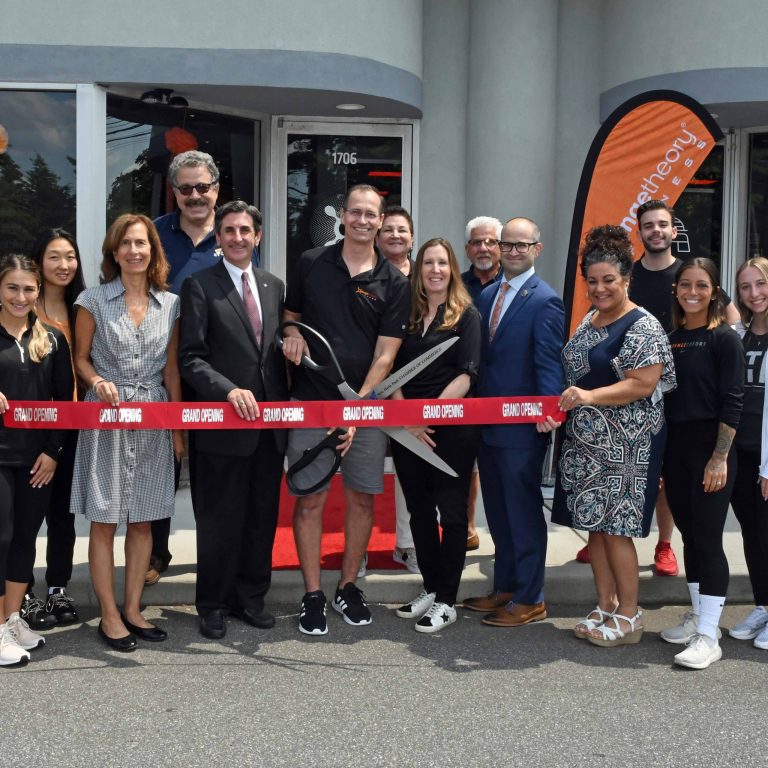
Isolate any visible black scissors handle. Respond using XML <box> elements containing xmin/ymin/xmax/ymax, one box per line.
<box><xmin>275</xmin><ymin>321</ymin><xmax>345</xmax><ymax>385</ymax></box>
<box><xmin>285</xmin><ymin>428</ymin><xmax>345</xmax><ymax>496</ymax></box>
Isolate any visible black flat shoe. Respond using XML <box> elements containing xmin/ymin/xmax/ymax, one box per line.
<box><xmin>97</xmin><ymin>621</ymin><xmax>137</xmax><ymax>652</ymax></box>
<box><xmin>120</xmin><ymin>614</ymin><xmax>168</xmax><ymax>642</ymax></box>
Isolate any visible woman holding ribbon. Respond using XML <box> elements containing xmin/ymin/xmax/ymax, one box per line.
<box><xmin>71</xmin><ymin>214</ymin><xmax>183</xmax><ymax>651</ymax></box>
<box><xmin>551</xmin><ymin>225</ymin><xmax>675</xmax><ymax>647</ymax></box>
<box><xmin>390</xmin><ymin>237</ymin><xmax>481</xmax><ymax>632</ymax></box>
<box><xmin>0</xmin><ymin>254</ymin><xmax>73</xmax><ymax>667</ymax></box>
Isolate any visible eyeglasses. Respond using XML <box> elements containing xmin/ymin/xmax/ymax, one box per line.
<box><xmin>467</xmin><ymin>237</ymin><xmax>499</xmax><ymax>249</ymax></box>
<box><xmin>344</xmin><ymin>208</ymin><xmax>382</xmax><ymax>221</ymax></box>
<box><xmin>498</xmin><ymin>241</ymin><xmax>538</xmax><ymax>254</ymax></box>
<box><xmin>175</xmin><ymin>182</ymin><xmax>217</xmax><ymax>196</ymax></box>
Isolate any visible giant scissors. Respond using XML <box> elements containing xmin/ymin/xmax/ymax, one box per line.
<box><xmin>277</xmin><ymin>321</ymin><xmax>459</xmax><ymax>495</ymax></box>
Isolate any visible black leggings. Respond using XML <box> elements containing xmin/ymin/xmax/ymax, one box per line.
<box><xmin>392</xmin><ymin>425</ymin><xmax>479</xmax><ymax>605</ymax></box>
<box><xmin>663</xmin><ymin>421</ymin><xmax>732</xmax><ymax>596</ymax></box>
<box><xmin>731</xmin><ymin>447</ymin><xmax>768</xmax><ymax>605</ymax></box>
<box><xmin>0</xmin><ymin>465</ymin><xmax>54</xmax><ymax>597</ymax></box>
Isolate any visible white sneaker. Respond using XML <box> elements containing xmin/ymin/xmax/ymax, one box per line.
<box><xmin>660</xmin><ymin>610</ymin><xmax>721</xmax><ymax>645</ymax></box>
<box><xmin>6</xmin><ymin>612</ymin><xmax>45</xmax><ymax>650</ymax></box>
<box><xmin>754</xmin><ymin>623</ymin><xmax>768</xmax><ymax>650</ymax></box>
<box><xmin>415</xmin><ymin>602</ymin><xmax>457</xmax><ymax>633</ymax></box>
<box><xmin>674</xmin><ymin>633</ymin><xmax>722</xmax><ymax>669</ymax></box>
<box><xmin>357</xmin><ymin>552</ymin><xmax>368</xmax><ymax>579</ymax></box>
<box><xmin>395</xmin><ymin>590</ymin><xmax>435</xmax><ymax>619</ymax></box>
<box><xmin>392</xmin><ymin>547</ymin><xmax>420</xmax><ymax>574</ymax></box>
<box><xmin>729</xmin><ymin>605</ymin><xmax>768</xmax><ymax>640</ymax></box>
<box><xmin>0</xmin><ymin>622</ymin><xmax>31</xmax><ymax>666</ymax></box>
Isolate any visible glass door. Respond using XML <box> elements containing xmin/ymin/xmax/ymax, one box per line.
<box><xmin>270</xmin><ymin>119</ymin><xmax>414</xmax><ymax>279</ymax></box>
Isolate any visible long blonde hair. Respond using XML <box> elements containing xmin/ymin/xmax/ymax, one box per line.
<box><xmin>735</xmin><ymin>256</ymin><xmax>768</xmax><ymax>326</ymax></box>
<box><xmin>0</xmin><ymin>254</ymin><xmax>51</xmax><ymax>362</ymax></box>
<box><xmin>409</xmin><ymin>238</ymin><xmax>473</xmax><ymax>332</ymax></box>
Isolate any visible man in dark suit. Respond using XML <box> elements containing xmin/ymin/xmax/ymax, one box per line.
<box><xmin>461</xmin><ymin>217</ymin><xmax>565</xmax><ymax>627</ymax></box>
<box><xmin>179</xmin><ymin>200</ymin><xmax>288</xmax><ymax>640</ymax></box>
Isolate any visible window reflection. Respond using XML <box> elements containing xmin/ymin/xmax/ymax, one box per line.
<box><xmin>106</xmin><ymin>95</ymin><xmax>257</xmax><ymax>226</ymax></box>
<box><xmin>747</xmin><ymin>133</ymin><xmax>768</xmax><ymax>260</ymax></box>
<box><xmin>0</xmin><ymin>90</ymin><xmax>76</xmax><ymax>256</ymax></box>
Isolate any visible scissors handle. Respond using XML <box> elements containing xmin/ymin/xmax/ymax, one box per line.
<box><xmin>285</xmin><ymin>428</ymin><xmax>345</xmax><ymax>496</ymax></box>
<box><xmin>275</xmin><ymin>321</ymin><xmax>345</xmax><ymax>384</ymax></box>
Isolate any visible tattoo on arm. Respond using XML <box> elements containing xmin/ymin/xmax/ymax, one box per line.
<box><xmin>713</xmin><ymin>423</ymin><xmax>736</xmax><ymax>458</ymax></box>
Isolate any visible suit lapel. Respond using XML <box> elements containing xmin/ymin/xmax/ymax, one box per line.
<box><xmin>254</xmin><ymin>269</ymin><xmax>277</xmax><ymax>353</ymax></box>
<box><xmin>493</xmin><ymin>275</ymin><xmax>538</xmax><ymax>343</ymax></box>
<box><xmin>214</xmin><ymin>261</ymin><xmax>261</xmax><ymax>353</ymax></box>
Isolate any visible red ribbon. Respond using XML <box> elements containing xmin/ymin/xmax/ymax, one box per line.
<box><xmin>3</xmin><ymin>397</ymin><xmax>565</xmax><ymax>430</ymax></box>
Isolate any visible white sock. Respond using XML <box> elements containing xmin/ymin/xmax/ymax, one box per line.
<box><xmin>48</xmin><ymin>587</ymin><xmax>64</xmax><ymax>596</ymax></box>
<box><xmin>698</xmin><ymin>594</ymin><xmax>725</xmax><ymax>640</ymax></box>
<box><xmin>687</xmin><ymin>582</ymin><xmax>700</xmax><ymax>615</ymax></box>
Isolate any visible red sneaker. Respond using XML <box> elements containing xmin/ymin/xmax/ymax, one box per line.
<box><xmin>654</xmin><ymin>541</ymin><xmax>679</xmax><ymax>577</ymax></box>
<box><xmin>575</xmin><ymin>544</ymin><xmax>590</xmax><ymax>564</ymax></box>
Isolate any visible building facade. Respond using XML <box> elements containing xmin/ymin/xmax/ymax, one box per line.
<box><xmin>2</xmin><ymin>0</ymin><xmax>768</xmax><ymax>293</ymax></box>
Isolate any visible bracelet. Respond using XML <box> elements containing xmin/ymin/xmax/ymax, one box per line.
<box><xmin>93</xmin><ymin>379</ymin><xmax>106</xmax><ymax>388</ymax></box>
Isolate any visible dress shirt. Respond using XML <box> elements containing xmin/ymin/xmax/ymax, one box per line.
<box><xmin>223</xmin><ymin>259</ymin><xmax>263</xmax><ymax>319</ymax></box>
<box><xmin>489</xmin><ymin>266</ymin><xmax>536</xmax><ymax>329</ymax></box>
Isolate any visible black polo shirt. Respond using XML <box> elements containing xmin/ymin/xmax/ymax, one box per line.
<box><xmin>0</xmin><ymin>317</ymin><xmax>74</xmax><ymax>466</ymax></box>
<box><xmin>285</xmin><ymin>241</ymin><xmax>410</xmax><ymax>401</ymax></box>
<box><xmin>461</xmin><ymin>266</ymin><xmax>501</xmax><ymax>305</ymax></box>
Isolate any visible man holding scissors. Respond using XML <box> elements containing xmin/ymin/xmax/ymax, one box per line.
<box><xmin>282</xmin><ymin>184</ymin><xmax>410</xmax><ymax>636</ymax></box>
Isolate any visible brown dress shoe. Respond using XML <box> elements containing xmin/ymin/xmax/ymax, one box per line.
<box><xmin>466</xmin><ymin>533</ymin><xmax>480</xmax><ymax>551</ymax></box>
<box><xmin>144</xmin><ymin>567</ymin><xmax>160</xmax><ymax>587</ymax></box>
<box><xmin>481</xmin><ymin>601</ymin><xmax>547</xmax><ymax>627</ymax></box>
<box><xmin>459</xmin><ymin>591</ymin><xmax>514</xmax><ymax>612</ymax></box>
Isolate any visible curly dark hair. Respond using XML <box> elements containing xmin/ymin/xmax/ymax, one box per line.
<box><xmin>579</xmin><ymin>225</ymin><xmax>634</xmax><ymax>279</ymax></box>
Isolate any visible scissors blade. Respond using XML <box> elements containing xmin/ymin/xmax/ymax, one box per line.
<box><xmin>371</xmin><ymin>337</ymin><xmax>459</xmax><ymax>400</ymax></box>
<box><xmin>382</xmin><ymin>426</ymin><xmax>458</xmax><ymax>477</ymax></box>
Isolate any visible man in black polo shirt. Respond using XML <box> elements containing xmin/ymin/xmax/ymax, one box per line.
<box><xmin>282</xmin><ymin>184</ymin><xmax>410</xmax><ymax>636</ymax></box>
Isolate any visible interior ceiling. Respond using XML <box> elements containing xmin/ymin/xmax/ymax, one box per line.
<box><xmin>104</xmin><ymin>82</ymin><xmax>421</xmax><ymax>120</ymax></box>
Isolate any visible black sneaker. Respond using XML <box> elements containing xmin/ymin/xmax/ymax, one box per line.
<box><xmin>45</xmin><ymin>588</ymin><xmax>79</xmax><ymax>625</ymax></box>
<box><xmin>332</xmin><ymin>582</ymin><xmax>372</xmax><ymax>626</ymax></box>
<box><xmin>20</xmin><ymin>592</ymin><xmax>56</xmax><ymax>630</ymax></box>
<box><xmin>299</xmin><ymin>591</ymin><xmax>328</xmax><ymax>636</ymax></box>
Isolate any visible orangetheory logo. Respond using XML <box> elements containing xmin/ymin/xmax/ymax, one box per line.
<box><xmin>620</xmin><ymin>123</ymin><xmax>708</xmax><ymax>233</ymax></box>
<box><xmin>355</xmin><ymin>287</ymin><xmax>378</xmax><ymax>302</ymax></box>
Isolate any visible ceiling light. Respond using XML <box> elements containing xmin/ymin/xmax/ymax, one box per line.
<box><xmin>336</xmin><ymin>103</ymin><xmax>365</xmax><ymax>111</ymax></box>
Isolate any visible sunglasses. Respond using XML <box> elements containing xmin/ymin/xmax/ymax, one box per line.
<box><xmin>175</xmin><ymin>182</ymin><xmax>217</xmax><ymax>196</ymax></box>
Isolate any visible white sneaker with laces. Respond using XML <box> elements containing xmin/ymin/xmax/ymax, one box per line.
<box><xmin>6</xmin><ymin>612</ymin><xmax>45</xmax><ymax>650</ymax></box>
<box><xmin>754</xmin><ymin>622</ymin><xmax>768</xmax><ymax>650</ymax></box>
<box><xmin>660</xmin><ymin>610</ymin><xmax>721</xmax><ymax>645</ymax></box>
<box><xmin>674</xmin><ymin>633</ymin><xmax>722</xmax><ymax>669</ymax></box>
<box><xmin>0</xmin><ymin>623</ymin><xmax>30</xmax><ymax>667</ymax></box>
<box><xmin>395</xmin><ymin>590</ymin><xmax>435</xmax><ymax>619</ymax></box>
<box><xmin>415</xmin><ymin>602</ymin><xmax>457</xmax><ymax>633</ymax></box>
<box><xmin>729</xmin><ymin>605</ymin><xmax>768</xmax><ymax>640</ymax></box>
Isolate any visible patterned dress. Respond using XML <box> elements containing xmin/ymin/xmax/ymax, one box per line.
<box><xmin>552</xmin><ymin>308</ymin><xmax>675</xmax><ymax>538</ymax></box>
<box><xmin>70</xmin><ymin>279</ymin><xmax>180</xmax><ymax>524</ymax></box>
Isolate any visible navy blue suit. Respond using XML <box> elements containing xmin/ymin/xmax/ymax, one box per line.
<box><xmin>476</xmin><ymin>273</ymin><xmax>564</xmax><ymax>604</ymax></box>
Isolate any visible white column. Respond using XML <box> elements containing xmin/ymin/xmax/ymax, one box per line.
<box><xmin>76</xmin><ymin>84</ymin><xmax>106</xmax><ymax>287</ymax></box>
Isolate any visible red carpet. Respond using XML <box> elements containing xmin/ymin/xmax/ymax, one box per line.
<box><xmin>272</xmin><ymin>474</ymin><xmax>398</xmax><ymax>570</ymax></box>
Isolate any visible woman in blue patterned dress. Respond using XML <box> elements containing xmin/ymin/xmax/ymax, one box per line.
<box><xmin>551</xmin><ymin>226</ymin><xmax>675</xmax><ymax>647</ymax></box>
<box><xmin>71</xmin><ymin>215</ymin><xmax>183</xmax><ymax>651</ymax></box>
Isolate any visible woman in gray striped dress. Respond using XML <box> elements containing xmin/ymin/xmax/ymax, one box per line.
<box><xmin>71</xmin><ymin>214</ymin><xmax>183</xmax><ymax>652</ymax></box>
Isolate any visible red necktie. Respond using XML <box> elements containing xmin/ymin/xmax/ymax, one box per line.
<box><xmin>489</xmin><ymin>282</ymin><xmax>510</xmax><ymax>342</ymax></box>
<box><xmin>241</xmin><ymin>272</ymin><xmax>262</xmax><ymax>348</ymax></box>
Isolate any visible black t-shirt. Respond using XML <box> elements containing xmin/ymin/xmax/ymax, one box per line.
<box><xmin>630</xmin><ymin>258</ymin><xmax>733</xmax><ymax>333</ymax></box>
<box><xmin>285</xmin><ymin>241</ymin><xmax>411</xmax><ymax>401</ymax></box>
<box><xmin>736</xmin><ymin>329</ymin><xmax>767</xmax><ymax>451</ymax></box>
<box><xmin>0</xmin><ymin>318</ymin><xmax>74</xmax><ymax>466</ymax></box>
<box><xmin>665</xmin><ymin>324</ymin><xmax>744</xmax><ymax>429</ymax></box>
<box><xmin>396</xmin><ymin>304</ymin><xmax>481</xmax><ymax>400</ymax></box>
